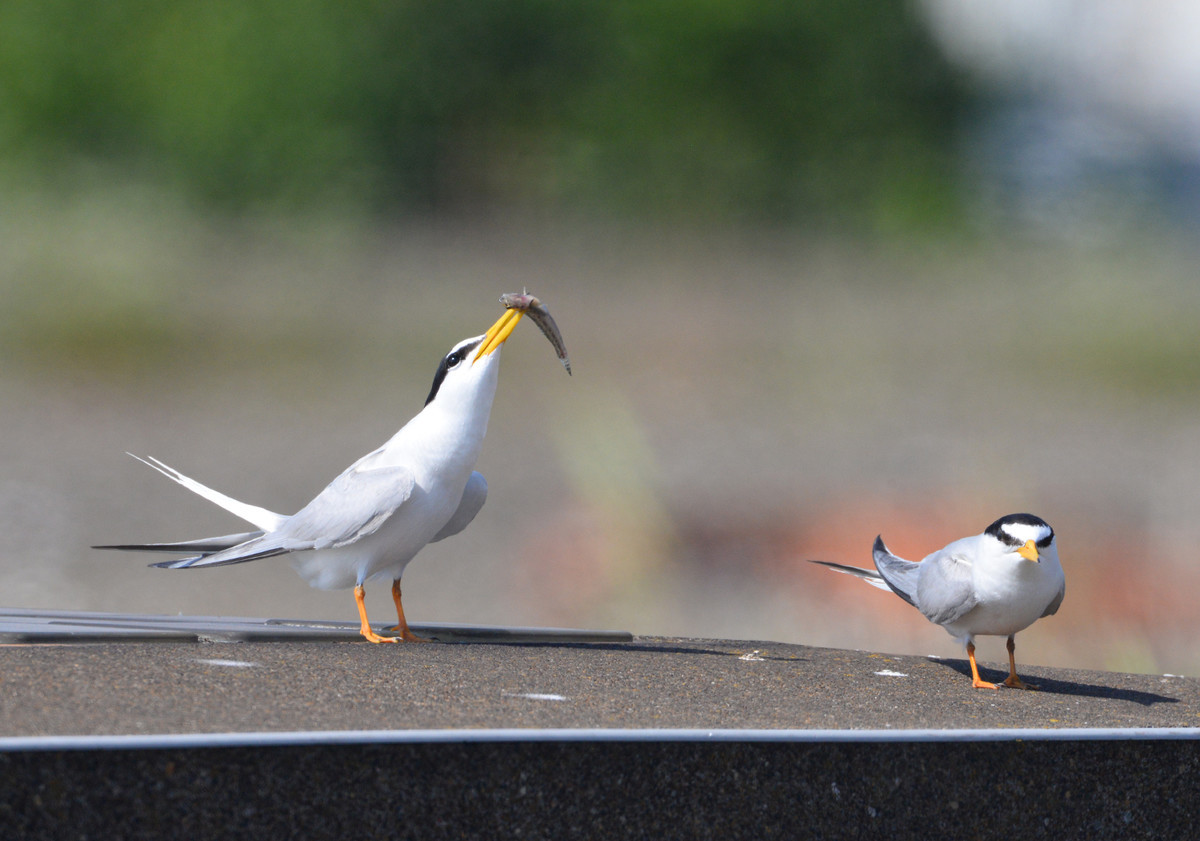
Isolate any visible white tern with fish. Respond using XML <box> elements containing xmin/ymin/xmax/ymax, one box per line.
<box><xmin>95</xmin><ymin>298</ymin><xmax>567</xmax><ymax>643</ymax></box>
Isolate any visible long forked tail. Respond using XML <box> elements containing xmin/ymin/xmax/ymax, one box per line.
<box><xmin>92</xmin><ymin>455</ymin><xmax>287</xmax><ymax>567</ymax></box>
<box><xmin>126</xmin><ymin>454</ymin><xmax>286</xmax><ymax>531</ymax></box>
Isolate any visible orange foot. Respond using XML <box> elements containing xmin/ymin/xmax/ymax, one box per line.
<box><xmin>1003</xmin><ymin>674</ymin><xmax>1038</xmax><ymax>690</ymax></box>
<box><xmin>360</xmin><ymin>628</ymin><xmax>401</xmax><ymax>644</ymax></box>
<box><xmin>1003</xmin><ymin>637</ymin><xmax>1037</xmax><ymax>689</ymax></box>
<box><xmin>355</xmin><ymin>584</ymin><xmax>401</xmax><ymax>644</ymax></box>
<box><xmin>967</xmin><ymin>642</ymin><xmax>999</xmax><ymax>690</ymax></box>
<box><xmin>386</xmin><ymin>580</ymin><xmax>431</xmax><ymax>642</ymax></box>
<box><xmin>384</xmin><ymin>626</ymin><xmax>431</xmax><ymax>643</ymax></box>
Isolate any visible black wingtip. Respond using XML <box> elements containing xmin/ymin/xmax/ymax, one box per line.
<box><xmin>93</xmin><ymin>543</ymin><xmax>178</xmax><ymax>554</ymax></box>
<box><xmin>808</xmin><ymin>559</ymin><xmax>888</xmax><ymax>586</ymax></box>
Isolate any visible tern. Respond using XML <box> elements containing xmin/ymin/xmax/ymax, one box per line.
<box><xmin>96</xmin><ymin>306</ymin><xmax>534</xmax><ymax>643</ymax></box>
<box><xmin>811</xmin><ymin>513</ymin><xmax>1065</xmax><ymax>689</ymax></box>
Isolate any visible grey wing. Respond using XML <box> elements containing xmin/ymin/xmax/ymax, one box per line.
<box><xmin>95</xmin><ymin>531</ymin><xmax>265</xmax><ymax>554</ymax></box>
<box><xmin>279</xmin><ymin>464</ymin><xmax>417</xmax><ymax>548</ymax></box>
<box><xmin>430</xmin><ymin>471</ymin><xmax>487</xmax><ymax>543</ymax></box>
<box><xmin>157</xmin><ymin>465</ymin><xmax>416</xmax><ymax>568</ymax></box>
<box><xmin>872</xmin><ymin>536</ymin><xmax>920</xmax><ymax>607</ymax></box>
<box><xmin>1042</xmin><ymin>581</ymin><xmax>1065</xmax><ymax>618</ymax></box>
<box><xmin>150</xmin><ymin>534</ymin><xmax>295</xmax><ymax>568</ymax></box>
<box><xmin>912</xmin><ymin>548</ymin><xmax>978</xmax><ymax>627</ymax></box>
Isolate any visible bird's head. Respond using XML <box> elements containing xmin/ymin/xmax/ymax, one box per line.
<box><xmin>983</xmin><ymin>513</ymin><xmax>1056</xmax><ymax>564</ymax></box>
<box><xmin>423</xmin><ymin>308</ymin><xmax>525</xmax><ymax>408</ymax></box>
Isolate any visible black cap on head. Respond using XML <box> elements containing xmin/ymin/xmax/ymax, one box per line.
<box><xmin>985</xmin><ymin>513</ymin><xmax>1054</xmax><ymax>548</ymax></box>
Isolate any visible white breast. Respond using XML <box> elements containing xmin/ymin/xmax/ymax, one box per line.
<box><xmin>946</xmin><ymin>554</ymin><xmax>1064</xmax><ymax>639</ymax></box>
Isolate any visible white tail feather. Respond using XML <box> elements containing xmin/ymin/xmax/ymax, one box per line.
<box><xmin>129</xmin><ymin>454</ymin><xmax>286</xmax><ymax>532</ymax></box>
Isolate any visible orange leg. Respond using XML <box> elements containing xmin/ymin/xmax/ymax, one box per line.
<box><xmin>354</xmin><ymin>584</ymin><xmax>399</xmax><ymax>644</ymax></box>
<box><xmin>1003</xmin><ymin>635</ymin><xmax>1037</xmax><ymax>690</ymax></box>
<box><xmin>967</xmin><ymin>642</ymin><xmax>998</xmax><ymax>690</ymax></box>
<box><xmin>386</xmin><ymin>579</ymin><xmax>430</xmax><ymax>642</ymax></box>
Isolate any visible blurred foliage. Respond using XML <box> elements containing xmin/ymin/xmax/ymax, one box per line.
<box><xmin>0</xmin><ymin>0</ymin><xmax>968</xmax><ymax>226</ymax></box>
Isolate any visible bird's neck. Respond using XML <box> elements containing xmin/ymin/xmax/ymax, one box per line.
<box><xmin>384</xmin><ymin>381</ymin><xmax>498</xmax><ymax>478</ymax></box>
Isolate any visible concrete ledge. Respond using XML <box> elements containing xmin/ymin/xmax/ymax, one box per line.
<box><xmin>2</xmin><ymin>609</ymin><xmax>1197</xmax><ymax>838</ymax></box>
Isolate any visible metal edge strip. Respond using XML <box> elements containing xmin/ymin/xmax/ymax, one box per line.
<box><xmin>2</xmin><ymin>727</ymin><xmax>1199</xmax><ymax>753</ymax></box>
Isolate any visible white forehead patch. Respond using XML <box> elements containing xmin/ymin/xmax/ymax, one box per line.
<box><xmin>1001</xmin><ymin>522</ymin><xmax>1052</xmax><ymax>544</ymax></box>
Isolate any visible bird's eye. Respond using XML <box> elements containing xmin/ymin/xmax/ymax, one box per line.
<box><xmin>446</xmin><ymin>351</ymin><xmax>464</xmax><ymax>368</ymax></box>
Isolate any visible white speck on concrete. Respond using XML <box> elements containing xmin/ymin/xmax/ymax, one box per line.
<box><xmin>502</xmin><ymin>692</ymin><xmax>567</xmax><ymax>702</ymax></box>
<box><xmin>739</xmin><ymin>650</ymin><xmax>765</xmax><ymax>661</ymax></box>
<box><xmin>874</xmin><ymin>669</ymin><xmax>908</xmax><ymax>677</ymax></box>
<box><xmin>194</xmin><ymin>658</ymin><xmax>258</xmax><ymax>668</ymax></box>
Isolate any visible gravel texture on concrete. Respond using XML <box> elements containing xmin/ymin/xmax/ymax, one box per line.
<box><xmin>0</xmin><ymin>623</ymin><xmax>1195</xmax><ymax>738</ymax></box>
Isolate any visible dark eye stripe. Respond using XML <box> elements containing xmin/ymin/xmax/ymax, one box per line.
<box><xmin>425</xmin><ymin>338</ymin><xmax>483</xmax><ymax>406</ymax></box>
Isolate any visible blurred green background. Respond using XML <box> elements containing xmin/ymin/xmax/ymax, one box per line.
<box><xmin>0</xmin><ymin>0</ymin><xmax>963</xmax><ymax>224</ymax></box>
<box><xmin>3</xmin><ymin>0</ymin><xmax>1199</xmax><ymax>678</ymax></box>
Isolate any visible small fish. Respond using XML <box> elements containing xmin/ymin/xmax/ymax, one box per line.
<box><xmin>499</xmin><ymin>290</ymin><xmax>571</xmax><ymax>375</ymax></box>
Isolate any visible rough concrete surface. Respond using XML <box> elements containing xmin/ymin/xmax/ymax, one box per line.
<box><xmin>2</xmin><ymin>610</ymin><xmax>1198</xmax><ymax>839</ymax></box>
<box><xmin>0</xmin><ymin>633</ymin><xmax>1195</xmax><ymax>737</ymax></box>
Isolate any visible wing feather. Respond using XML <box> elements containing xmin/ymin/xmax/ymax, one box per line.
<box><xmin>430</xmin><ymin>471</ymin><xmax>487</xmax><ymax>543</ymax></box>
<box><xmin>141</xmin><ymin>464</ymin><xmax>417</xmax><ymax>569</ymax></box>
<box><xmin>871</xmin><ymin>536</ymin><xmax>920</xmax><ymax>607</ymax></box>
<box><xmin>911</xmin><ymin>547</ymin><xmax>978</xmax><ymax>626</ymax></box>
<box><xmin>93</xmin><ymin>531</ymin><xmax>264</xmax><ymax>554</ymax></box>
<box><xmin>279</xmin><ymin>464</ymin><xmax>417</xmax><ymax>549</ymax></box>
<box><xmin>1041</xmin><ymin>582</ymin><xmax>1066</xmax><ymax>618</ymax></box>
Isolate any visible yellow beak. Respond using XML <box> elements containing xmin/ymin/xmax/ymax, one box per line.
<box><xmin>1017</xmin><ymin>539</ymin><xmax>1040</xmax><ymax>562</ymax></box>
<box><xmin>474</xmin><ymin>308</ymin><xmax>525</xmax><ymax>362</ymax></box>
